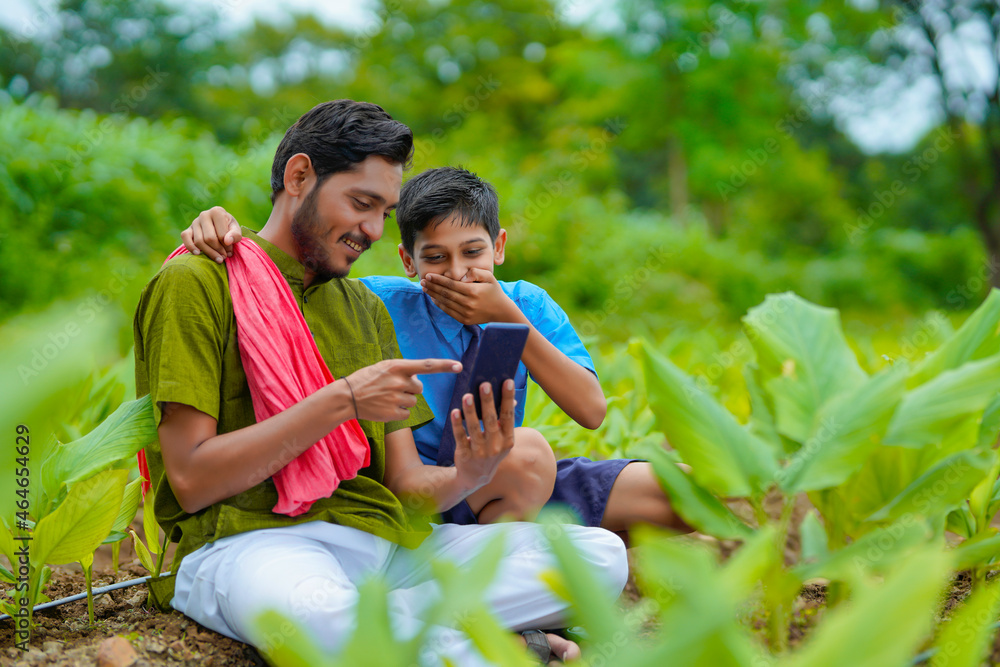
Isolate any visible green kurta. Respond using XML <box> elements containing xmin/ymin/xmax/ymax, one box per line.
<box><xmin>133</xmin><ymin>228</ymin><xmax>434</xmax><ymax>609</ymax></box>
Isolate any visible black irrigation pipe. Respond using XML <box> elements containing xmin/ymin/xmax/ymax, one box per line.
<box><xmin>911</xmin><ymin>621</ymin><xmax>1000</xmax><ymax>665</ymax></box>
<box><xmin>0</xmin><ymin>573</ymin><xmax>169</xmax><ymax>623</ymax></box>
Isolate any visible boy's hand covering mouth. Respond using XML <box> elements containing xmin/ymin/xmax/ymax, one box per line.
<box><xmin>420</xmin><ymin>268</ymin><xmax>523</xmax><ymax>325</ymax></box>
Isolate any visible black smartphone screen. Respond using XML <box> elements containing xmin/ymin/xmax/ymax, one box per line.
<box><xmin>462</xmin><ymin>323</ymin><xmax>530</xmax><ymax>420</ymax></box>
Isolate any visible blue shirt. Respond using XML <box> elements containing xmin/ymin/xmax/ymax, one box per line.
<box><xmin>360</xmin><ymin>275</ymin><xmax>596</xmax><ymax>465</ymax></box>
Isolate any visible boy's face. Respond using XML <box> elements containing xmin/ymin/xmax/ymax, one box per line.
<box><xmin>398</xmin><ymin>214</ymin><xmax>507</xmax><ymax>280</ymax></box>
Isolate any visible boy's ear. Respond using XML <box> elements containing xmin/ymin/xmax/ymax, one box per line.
<box><xmin>493</xmin><ymin>228</ymin><xmax>508</xmax><ymax>266</ymax></box>
<box><xmin>398</xmin><ymin>244</ymin><xmax>419</xmax><ymax>278</ymax></box>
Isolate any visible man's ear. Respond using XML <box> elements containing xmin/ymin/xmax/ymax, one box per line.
<box><xmin>283</xmin><ymin>153</ymin><xmax>314</xmax><ymax>198</ymax></box>
<box><xmin>399</xmin><ymin>244</ymin><xmax>419</xmax><ymax>278</ymax></box>
<box><xmin>493</xmin><ymin>228</ymin><xmax>508</xmax><ymax>265</ymax></box>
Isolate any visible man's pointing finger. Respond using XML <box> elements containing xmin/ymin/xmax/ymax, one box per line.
<box><xmin>394</xmin><ymin>358</ymin><xmax>462</xmax><ymax>375</ymax></box>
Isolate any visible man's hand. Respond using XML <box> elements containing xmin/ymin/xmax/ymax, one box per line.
<box><xmin>420</xmin><ymin>268</ymin><xmax>522</xmax><ymax>325</ymax></box>
<box><xmin>451</xmin><ymin>378</ymin><xmax>516</xmax><ymax>493</ymax></box>
<box><xmin>181</xmin><ymin>206</ymin><xmax>244</xmax><ymax>263</ymax></box>
<box><xmin>345</xmin><ymin>358</ymin><xmax>461</xmax><ymax>422</ymax></box>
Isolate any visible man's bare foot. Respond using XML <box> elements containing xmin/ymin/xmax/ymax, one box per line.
<box><xmin>520</xmin><ymin>631</ymin><xmax>581</xmax><ymax>664</ymax></box>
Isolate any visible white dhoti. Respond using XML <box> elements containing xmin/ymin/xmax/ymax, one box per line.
<box><xmin>171</xmin><ymin>521</ymin><xmax>628</xmax><ymax>666</ymax></box>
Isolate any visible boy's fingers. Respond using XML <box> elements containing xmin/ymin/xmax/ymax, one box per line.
<box><xmin>465</xmin><ymin>267</ymin><xmax>496</xmax><ymax>284</ymax></box>
<box><xmin>392</xmin><ymin>358</ymin><xmax>462</xmax><ymax>376</ymax></box>
<box><xmin>461</xmin><ymin>393</ymin><xmax>482</xmax><ymax>452</ymax></box>
<box><xmin>193</xmin><ymin>213</ymin><xmax>226</xmax><ymax>262</ymax></box>
<box><xmin>424</xmin><ymin>273</ymin><xmax>474</xmax><ymax>295</ymax></box>
<box><xmin>450</xmin><ymin>409</ymin><xmax>468</xmax><ymax>449</ymax></box>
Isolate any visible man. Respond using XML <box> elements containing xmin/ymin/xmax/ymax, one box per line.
<box><xmin>134</xmin><ymin>100</ymin><xmax>627</xmax><ymax>665</ymax></box>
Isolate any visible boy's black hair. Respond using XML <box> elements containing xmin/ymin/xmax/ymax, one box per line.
<box><xmin>397</xmin><ymin>167</ymin><xmax>500</xmax><ymax>255</ymax></box>
<box><xmin>270</xmin><ymin>100</ymin><xmax>413</xmax><ymax>204</ymax></box>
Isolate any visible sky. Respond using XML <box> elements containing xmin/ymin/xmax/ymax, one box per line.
<box><xmin>0</xmin><ymin>0</ymin><xmax>969</xmax><ymax>155</ymax></box>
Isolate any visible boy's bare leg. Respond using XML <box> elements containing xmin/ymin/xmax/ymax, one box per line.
<box><xmin>601</xmin><ymin>462</ymin><xmax>692</xmax><ymax>540</ymax></box>
<box><xmin>465</xmin><ymin>427</ymin><xmax>557</xmax><ymax>524</ymax></box>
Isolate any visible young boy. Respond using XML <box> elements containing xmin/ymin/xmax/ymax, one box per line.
<box><xmin>181</xmin><ymin>167</ymin><xmax>689</xmax><ymax>539</ymax></box>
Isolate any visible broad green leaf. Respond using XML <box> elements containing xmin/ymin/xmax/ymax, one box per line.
<box><xmin>885</xmin><ymin>356</ymin><xmax>1000</xmax><ymax>448</ymax></box>
<box><xmin>0</xmin><ymin>563</ymin><xmax>14</xmax><ymax>583</ymax></box>
<box><xmin>542</xmin><ymin>519</ymin><xmax>628</xmax><ymax>645</ymax></box>
<box><xmin>977</xmin><ymin>392</ymin><xmax>1000</xmax><ymax>449</ymax></box>
<box><xmin>953</xmin><ymin>531</ymin><xmax>1000</xmax><ymax>571</ymax></box>
<box><xmin>112</xmin><ymin>476</ymin><xmax>143</xmax><ymax>534</ymax></box>
<box><xmin>796</xmin><ymin>521</ymin><xmax>931</xmax><ymax>584</ymax></box>
<box><xmin>129</xmin><ymin>529</ymin><xmax>155</xmax><ymax>573</ymax></box>
<box><xmin>930</xmin><ymin>577</ymin><xmax>1000</xmax><ymax>667</ymax></box>
<box><xmin>743</xmin><ymin>293</ymin><xmax>867</xmax><ymax>443</ymax></box>
<box><xmin>782</xmin><ymin>548</ymin><xmax>951</xmax><ymax>667</ymax></box>
<box><xmin>910</xmin><ymin>289</ymin><xmax>1000</xmax><ymax>386</ymax></box>
<box><xmin>334</xmin><ymin>576</ymin><xmax>416</xmax><ymax>667</ymax></box>
<box><xmin>638</xmin><ymin>442</ymin><xmax>752</xmax><ymax>540</ymax></box>
<box><xmin>718</xmin><ymin>525</ymin><xmax>785</xmax><ymax>600</ymax></box>
<box><xmin>799</xmin><ymin>511</ymin><xmax>829</xmax><ymax>564</ymax></box>
<box><xmin>742</xmin><ymin>363</ymin><xmax>784</xmax><ymax>455</ymax></box>
<box><xmin>866</xmin><ymin>449</ymin><xmax>994</xmax><ymax>523</ymax></box>
<box><xmin>253</xmin><ymin>609</ymin><xmax>335</xmax><ymax>667</ymax></box>
<box><xmin>31</xmin><ymin>469</ymin><xmax>127</xmax><ymax>567</ymax></box>
<box><xmin>779</xmin><ymin>364</ymin><xmax>907</xmax><ymax>493</ymax></box>
<box><xmin>636</xmin><ymin>340</ymin><xmax>778</xmax><ymax>498</ymax></box>
<box><xmin>39</xmin><ymin>395</ymin><xmax>155</xmax><ymax>514</ymax></box>
<box><xmin>629</xmin><ymin>528</ymin><xmax>764</xmax><ymax>667</ymax></box>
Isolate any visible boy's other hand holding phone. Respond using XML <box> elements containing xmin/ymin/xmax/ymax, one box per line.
<box><xmin>451</xmin><ymin>379</ymin><xmax>516</xmax><ymax>494</ymax></box>
<box><xmin>421</xmin><ymin>269</ymin><xmax>525</xmax><ymax>326</ymax></box>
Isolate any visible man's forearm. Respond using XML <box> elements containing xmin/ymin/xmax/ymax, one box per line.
<box><xmin>387</xmin><ymin>461</ymin><xmax>486</xmax><ymax>514</ymax></box>
<box><xmin>160</xmin><ymin>380</ymin><xmax>356</xmax><ymax>513</ymax></box>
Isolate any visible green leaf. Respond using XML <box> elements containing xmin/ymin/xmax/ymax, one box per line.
<box><xmin>718</xmin><ymin>525</ymin><xmax>785</xmax><ymax>600</ymax></box>
<box><xmin>977</xmin><ymin>392</ymin><xmax>1000</xmax><ymax>449</ymax></box>
<box><xmin>0</xmin><ymin>515</ymin><xmax>15</xmax><ymax>567</ymax></box>
<box><xmin>953</xmin><ymin>532</ymin><xmax>1000</xmax><ymax>571</ymax></box>
<box><xmin>742</xmin><ymin>363</ymin><xmax>784</xmax><ymax>454</ymax></box>
<box><xmin>742</xmin><ymin>293</ymin><xmax>867</xmax><ymax>443</ymax></box>
<box><xmin>885</xmin><ymin>356</ymin><xmax>1000</xmax><ymax>448</ymax></box>
<box><xmin>866</xmin><ymin>449</ymin><xmax>994</xmax><ymax>523</ymax></box>
<box><xmin>930</xmin><ymin>577</ymin><xmax>1000</xmax><ymax>667</ymax></box>
<box><xmin>112</xmin><ymin>476</ymin><xmax>143</xmax><ymax>534</ymax></box>
<box><xmin>143</xmin><ymin>487</ymin><xmax>159</xmax><ymax>555</ymax></box>
<box><xmin>779</xmin><ymin>364</ymin><xmax>907</xmax><ymax>493</ymax></box>
<box><xmin>946</xmin><ymin>504</ymin><xmax>977</xmax><ymax>539</ymax></box>
<box><xmin>782</xmin><ymin>548</ymin><xmax>951</xmax><ymax>667</ymax></box>
<box><xmin>252</xmin><ymin>609</ymin><xmax>335</xmax><ymax>667</ymax></box>
<box><xmin>910</xmin><ymin>289</ymin><xmax>1000</xmax><ymax>387</ymax></box>
<box><xmin>799</xmin><ymin>511</ymin><xmax>829</xmax><ymax>564</ymax></box>
<box><xmin>31</xmin><ymin>469</ymin><xmax>127</xmax><ymax>567</ymax></box>
<box><xmin>635</xmin><ymin>339</ymin><xmax>778</xmax><ymax>498</ymax></box>
<box><xmin>129</xmin><ymin>529</ymin><xmax>155</xmax><ymax>574</ymax></box>
<box><xmin>796</xmin><ymin>521</ymin><xmax>931</xmax><ymax>584</ymax></box>
<box><xmin>38</xmin><ymin>395</ymin><xmax>155</xmax><ymax>515</ymax></box>
<box><xmin>638</xmin><ymin>442</ymin><xmax>751</xmax><ymax>540</ymax></box>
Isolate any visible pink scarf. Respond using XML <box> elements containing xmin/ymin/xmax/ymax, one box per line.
<box><xmin>138</xmin><ymin>239</ymin><xmax>370</xmax><ymax>516</ymax></box>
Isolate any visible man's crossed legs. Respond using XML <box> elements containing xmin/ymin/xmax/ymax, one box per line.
<box><xmin>172</xmin><ymin>521</ymin><xmax>628</xmax><ymax>665</ymax></box>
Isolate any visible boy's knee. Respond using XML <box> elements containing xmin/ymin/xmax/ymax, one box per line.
<box><xmin>511</xmin><ymin>428</ymin><xmax>557</xmax><ymax>484</ymax></box>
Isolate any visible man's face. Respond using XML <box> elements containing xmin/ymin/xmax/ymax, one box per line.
<box><xmin>399</xmin><ymin>213</ymin><xmax>507</xmax><ymax>281</ymax></box>
<box><xmin>292</xmin><ymin>155</ymin><xmax>403</xmax><ymax>280</ymax></box>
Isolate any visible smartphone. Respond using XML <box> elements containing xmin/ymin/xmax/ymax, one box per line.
<box><xmin>462</xmin><ymin>323</ymin><xmax>530</xmax><ymax>420</ymax></box>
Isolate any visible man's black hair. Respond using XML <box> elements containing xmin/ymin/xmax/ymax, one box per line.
<box><xmin>397</xmin><ymin>167</ymin><xmax>500</xmax><ymax>255</ymax></box>
<box><xmin>270</xmin><ymin>100</ymin><xmax>413</xmax><ymax>204</ymax></box>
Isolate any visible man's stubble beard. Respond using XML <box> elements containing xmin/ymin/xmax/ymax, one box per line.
<box><xmin>290</xmin><ymin>183</ymin><xmax>351</xmax><ymax>281</ymax></box>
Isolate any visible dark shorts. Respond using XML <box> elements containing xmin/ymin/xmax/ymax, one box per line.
<box><xmin>439</xmin><ymin>457</ymin><xmax>638</xmax><ymax>527</ymax></box>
